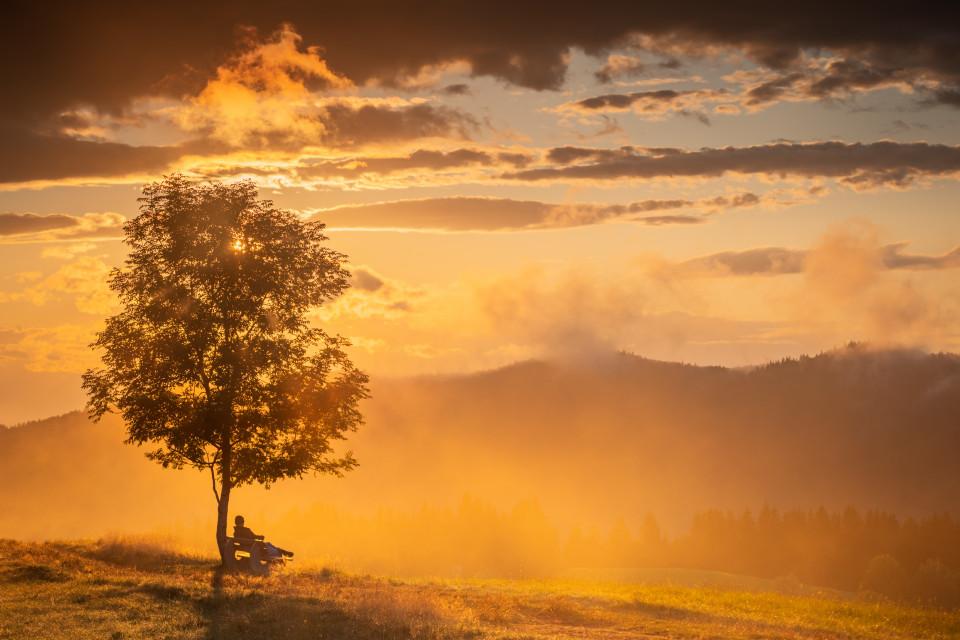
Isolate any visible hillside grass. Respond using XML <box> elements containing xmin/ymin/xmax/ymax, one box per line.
<box><xmin>1</xmin><ymin>537</ymin><xmax>958</xmax><ymax>639</ymax></box>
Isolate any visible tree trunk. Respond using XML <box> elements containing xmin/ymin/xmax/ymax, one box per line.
<box><xmin>216</xmin><ymin>480</ymin><xmax>232</xmax><ymax>565</ymax></box>
<box><xmin>216</xmin><ymin>439</ymin><xmax>233</xmax><ymax>566</ymax></box>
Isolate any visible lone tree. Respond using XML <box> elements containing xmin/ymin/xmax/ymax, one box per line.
<box><xmin>83</xmin><ymin>174</ymin><xmax>368</xmax><ymax>563</ymax></box>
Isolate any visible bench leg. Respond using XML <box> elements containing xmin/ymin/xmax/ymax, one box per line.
<box><xmin>221</xmin><ymin>540</ymin><xmax>241</xmax><ymax>572</ymax></box>
<box><xmin>248</xmin><ymin>544</ymin><xmax>270</xmax><ymax>576</ymax></box>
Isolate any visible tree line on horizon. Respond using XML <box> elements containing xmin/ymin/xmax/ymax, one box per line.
<box><xmin>159</xmin><ymin>497</ymin><xmax>960</xmax><ymax>608</ymax></box>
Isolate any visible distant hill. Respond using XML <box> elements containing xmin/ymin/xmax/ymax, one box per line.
<box><xmin>355</xmin><ymin>345</ymin><xmax>960</xmax><ymax>530</ymax></box>
<box><xmin>3</xmin><ymin>344</ymin><xmax>959</xmax><ymax>541</ymax></box>
<box><xmin>0</xmin><ymin>411</ymin><xmax>208</xmax><ymax>539</ymax></box>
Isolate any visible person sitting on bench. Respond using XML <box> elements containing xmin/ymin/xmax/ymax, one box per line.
<box><xmin>233</xmin><ymin>515</ymin><xmax>293</xmax><ymax>558</ymax></box>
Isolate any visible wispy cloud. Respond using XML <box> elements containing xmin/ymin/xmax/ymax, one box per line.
<box><xmin>506</xmin><ymin>142</ymin><xmax>960</xmax><ymax>189</ymax></box>
<box><xmin>307</xmin><ymin>192</ymin><xmax>767</xmax><ymax>232</ymax></box>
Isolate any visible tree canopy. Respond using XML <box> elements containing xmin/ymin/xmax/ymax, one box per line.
<box><xmin>83</xmin><ymin>174</ymin><xmax>368</xmax><ymax>560</ymax></box>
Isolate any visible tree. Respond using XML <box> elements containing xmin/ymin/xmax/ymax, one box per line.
<box><xmin>83</xmin><ymin>174</ymin><xmax>369</xmax><ymax>564</ymax></box>
<box><xmin>860</xmin><ymin>553</ymin><xmax>906</xmax><ymax>600</ymax></box>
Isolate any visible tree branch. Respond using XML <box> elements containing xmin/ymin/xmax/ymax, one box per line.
<box><xmin>210</xmin><ymin>451</ymin><xmax>221</xmax><ymax>505</ymax></box>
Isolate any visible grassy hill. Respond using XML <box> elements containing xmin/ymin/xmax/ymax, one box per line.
<box><xmin>2</xmin><ymin>537</ymin><xmax>957</xmax><ymax>639</ymax></box>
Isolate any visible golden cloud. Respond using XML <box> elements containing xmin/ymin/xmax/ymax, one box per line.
<box><xmin>5</xmin><ymin>324</ymin><xmax>101</xmax><ymax>373</ymax></box>
<box><xmin>177</xmin><ymin>24</ymin><xmax>352</xmax><ymax>148</ymax></box>
<box><xmin>4</xmin><ymin>257</ymin><xmax>117</xmax><ymax>314</ymax></box>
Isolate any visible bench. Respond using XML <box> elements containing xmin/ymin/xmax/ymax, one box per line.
<box><xmin>222</xmin><ymin>535</ymin><xmax>290</xmax><ymax>574</ymax></box>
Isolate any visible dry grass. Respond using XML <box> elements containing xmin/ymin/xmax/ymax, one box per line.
<box><xmin>2</xmin><ymin>538</ymin><xmax>959</xmax><ymax>639</ymax></box>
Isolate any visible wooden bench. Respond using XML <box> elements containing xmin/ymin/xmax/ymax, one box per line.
<box><xmin>223</xmin><ymin>536</ymin><xmax>289</xmax><ymax>574</ymax></box>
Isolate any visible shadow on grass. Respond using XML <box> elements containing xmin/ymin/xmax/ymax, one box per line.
<box><xmin>186</xmin><ymin>566</ymin><xmax>453</xmax><ymax>640</ymax></box>
<box><xmin>618</xmin><ymin>598</ymin><xmax>713</xmax><ymax>623</ymax></box>
<box><xmin>7</xmin><ymin>564</ymin><xmax>71</xmax><ymax>583</ymax></box>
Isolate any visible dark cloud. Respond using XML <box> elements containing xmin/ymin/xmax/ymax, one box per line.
<box><xmin>926</xmin><ymin>90</ymin><xmax>960</xmax><ymax>108</ymax></box>
<box><xmin>3</xmin><ymin>6</ymin><xmax>958</xmax><ymax>184</ymax></box>
<box><xmin>3</xmin><ymin>1</ymin><xmax>959</xmax><ymax>131</ymax></box>
<box><xmin>349</xmin><ymin>267</ymin><xmax>386</xmax><ymax>292</ymax></box>
<box><xmin>0</xmin><ymin>212</ymin><xmax>125</xmax><ymax>241</ymax></box>
<box><xmin>573</xmin><ymin>89</ymin><xmax>719</xmax><ymax>111</ymax></box>
<box><xmin>0</xmin><ymin>124</ymin><xmax>215</xmax><ymax>184</ymax></box>
<box><xmin>496</xmin><ymin>152</ymin><xmax>536</xmax><ymax>168</ymax></box>
<box><xmin>0</xmin><ymin>213</ymin><xmax>80</xmax><ymax>237</ymax></box>
<box><xmin>741</xmin><ymin>61</ymin><xmax>923</xmax><ymax>109</ymax></box>
<box><xmin>443</xmin><ymin>84</ymin><xmax>471</xmax><ymax>96</ymax></box>
<box><xmin>579</xmin><ymin>93</ymin><xmax>652</xmax><ymax>110</ymax></box>
<box><xmin>0</xmin><ymin>101</ymin><xmax>479</xmax><ymax>184</ymax></box>
<box><xmin>561</xmin><ymin>90</ymin><xmax>719</xmax><ymax>126</ymax></box>
<box><xmin>744</xmin><ymin>73</ymin><xmax>806</xmax><ymax>106</ymax></box>
<box><xmin>321</xmin><ymin>103</ymin><xmax>480</xmax><ymax>148</ymax></box>
<box><xmin>508</xmin><ymin>141</ymin><xmax>960</xmax><ymax>187</ymax></box>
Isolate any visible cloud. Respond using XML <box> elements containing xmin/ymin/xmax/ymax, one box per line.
<box><xmin>0</xmin><ymin>124</ymin><xmax>212</xmax><ymax>185</ymax></box>
<box><xmin>506</xmin><ymin>141</ymin><xmax>960</xmax><ymax>189</ymax></box>
<box><xmin>349</xmin><ymin>266</ymin><xmax>386</xmax><ymax>292</ymax></box>
<box><xmin>297</xmin><ymin>148</ymin><xmax>495</xmax><ymax>182</ymax></box>
<box><xmin>443</xmin><ymin>84</ymin><xmax>472</xmax><ymax>96</ymax></box>
<box><xmin>317</xmin><ymin>266</ymin><xmax>422</xmax><ymax>323</ymax></box>
<box><xmin>174</xmin><ymin>27</ymin><xmax>479</xmax><ymax>152</ymax></box>
<box><xmin>559</xmin><ymin>89</ymin><xmax>724</xmax><ymax>123</ymax></box>
<box><xmin>727</xmin><ymin>57</ymin><xmax>929</xmax><ymax>111</ymax></box>
<box><xmin>679</xmin><ymin>247</ymin><xmax>806</xmax><ymax>277</ymax></box>
<box><xmin>40</xmin><ymin>244</ymin><xmax>98</xmax><ymax>260</ymax></box>
<box><xmin>466</xmin><ymin>265</ymin><xmax>801</xmax><ymax>366</ymax></box>
<box><xmin>656</xmin><ymin>221</ymin><xmax>960</xmax><ymax>347</ymax></box>
<box><xmin>0</xmin><ymin>213</ymin><xmax>81</xmax><ymax>237</ymax></box>
<box><xmin>470</xmin><ymin>265</ymin><xmax>641</xmax><ymax>362</ymax></box>
<box><xmin>0</xmin><ymin>213</ymin><xmax>126</xmax><ymax>244</ymax></box>
<box><xmin>307</xmin><ymin>192</ymin><xmax>764</xmax><ymax>232</ymax></box>
<box><xmin>2</xmin><ymin>257</ymin><xmax>116</xmax><ymax>314</ymax></box>
<box><xmin>319</xmin><ymin>103</ymin><xmax>480</xmax><ymax>148</ymax></box>
<box><xmin>175</xmin><ymin>24</ymin><xmax>351</xmax><ymax>149</ymax></box>
<box><xmin>574</xmin><ymin>53</ymin><xmax>929</xmax><ymax>117</ymax></box>
<box><xmin>0</xmin><ymin>325</ymin><xmax>101</xmax><ymax>373</ymax></box>
<box><xmin>6</xmin><ymin>14</ymin><xmax>959</xmax><ymax>187</ymax></box>
<box><xmin>6</xmin><ymin>2</ymin><xmax>960</xmax><ymax>134</ymax></box>
<box><xmin>677</xmin><ymin>241</ymin><xmax>960</xmax><ymax>278</ymax></box>
<box><xmin>882</xmin><ymin>244</ymin><xmax>960</xmax><ymax>270</ymax></box>
<box><xmin>2</xmin><ymin>25</ymin><xmax>483</xmax><ymax>185</ymax></box>
<box><xmin>595</xmin><ymin>55</ymin><xmax>647</xmax><ymax>83</ymax></box>
<box><xmin>0</xmin><ymin>212</ymin><xmax>126</xmax><ymax>243</ymax></box>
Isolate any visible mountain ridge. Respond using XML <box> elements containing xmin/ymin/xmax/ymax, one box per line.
<box><xmin>3</xmin><ymin>344</ymin><xmax>959</xmax><ymax>540</ymax></box>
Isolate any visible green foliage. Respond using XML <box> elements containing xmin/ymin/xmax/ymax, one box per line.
<box><xmin>82</xmin><ymin>175</ymin><xmax>368</xmax><ymax>553</ymax></box>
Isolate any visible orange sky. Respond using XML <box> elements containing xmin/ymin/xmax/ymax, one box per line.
<box><xmin>2</xmin><ymin>3</ymin><xmax>960</xmax><ymax>424</ymax></box>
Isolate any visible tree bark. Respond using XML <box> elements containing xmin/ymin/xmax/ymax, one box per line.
<box><xmin>216</xmin><ymin>439</ymin><xmax>233</xmax><ymax>566</ymax></box>
<box><xmin>216</xmin><ymin>481</ymin><xmax>232</xmax><ymax>565</ymax></box>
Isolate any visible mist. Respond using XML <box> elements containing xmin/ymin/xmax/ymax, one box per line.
<box><xmin>3</xmin><ymin>344</ymin><xmax>960</xmax><ymax>583</ymax></box>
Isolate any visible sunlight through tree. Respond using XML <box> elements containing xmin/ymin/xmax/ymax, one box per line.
<box><xmin>83</xmin><ymin>174</ymin><xmax>368</xmax><ymax>565</ymax></box>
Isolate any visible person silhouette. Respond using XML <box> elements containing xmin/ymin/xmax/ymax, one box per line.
<box><xmin>233</xmin><ymin>515</ymin><xmax>293</xmax><ymax>558</ymax></box>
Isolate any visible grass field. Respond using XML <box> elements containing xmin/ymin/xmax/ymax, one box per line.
<box><xmin>1</xmin><ymin>537</ymin><xmax>958</xmax><ymax>639</ymax></box>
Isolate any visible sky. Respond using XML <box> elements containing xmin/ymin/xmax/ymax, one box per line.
<box><xmin>2</xmin><ymin>2</ymin><xmax>960</xmax><ymax>425</ymax></box>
